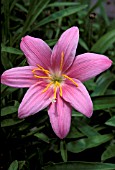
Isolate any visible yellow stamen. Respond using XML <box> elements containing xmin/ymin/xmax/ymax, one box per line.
<box><xmin>34</xmin><ymin>75</ymin><xmax>50</xmax><ymax>79</ymax></box>
<box><xmin>32</xmin><ymin>65</ymin><xmax>49</xmax><ymax>74</ymax></box>
<box><xmin>32</xmin><ymin>68</ymin><xmax>40</xmax><ymax>73</ymax></box>
<box><xmin>37</xmin><ymin>64</ymin><xmax>50</xmax><ymax>75</ymax></box>
<box><xmin>53</xmin><ymin>81</ymin><xmax>62</xmax><ymax>99</ymax></box>
<box><xmin>59</xmin><ymin>86</ymin><xmax>63</xmax><ymax>97</ymax></box>
<box><xmin>42</xmin><ymin>82</ymin><xmax>53</xmax><ymax>93</ymax></box>
<box><xmin>32</xmin><ymin>63</ymin><xmax>65</xmax><ymax>99</ymax></box>
<box><xmin>62</xmin><ymin>74</ymin><xmax>78</xmax><ymax>87</ymax></box>
<box><xmin>54</xmin><ymin>86</ymin><xmax>57</xmax><ymax>99</ymax></box>
<box><xmin>55</xmin><ymin>81</ymin><xmax>60</xmax><ymax>86</ymax></box>
<box><xmin>42</xmin><ymin>80</ymin><xmax>63</xmax><ymax>100</ymax></box>
<box><xmin>32</xmin><ymin>64</ymin><xmax>50</xmax><ymax>79</ymax></box>
<box><xmin>60</xmin><ymin>52</ymin><xmax>64</xmax><ymax>71</ymax></box>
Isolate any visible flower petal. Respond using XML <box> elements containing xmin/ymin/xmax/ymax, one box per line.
<box><xmin>18</xmin><ymin>82</ymin><xmax>53</xmax><ymax>118</ymax></box>
<box><xmin>1</xmin><ymin>66</ymin><xmax>38</xmax><ymax>88</ymax></box>
<box><xmin>51</xmin><ymin>27</ymin><xmax>79</xmax><ymax>72</ymax></box>
<box><xmin>67</xmin><ymin>53</ymin><xmax>112</xmax><ymax>82</ymax></box>
<box><xmin>62</xmin><ymin>79</ymin><xmax>93</xmax><ymax>118</ymax></box>
<box><xmin>48</xmin><ymin>94</ymin><xmax>72</xmax><ymax>139</ymax></box>
<box><xmin>20</xmin><ymin>35</ymin><xmax>52</xmax><ymax>69</ymax></box>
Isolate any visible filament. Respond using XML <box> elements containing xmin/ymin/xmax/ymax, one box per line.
<box><xmin>63</xmin><ymin>74</ymin><xmax>78</xmax><ymax>87</ymax></box>
<box><xmin>42</xmin><ymin>82</ymin><xmax>53</xmax><ymax>93</ymax></box>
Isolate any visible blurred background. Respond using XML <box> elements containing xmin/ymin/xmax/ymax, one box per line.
<box><xmin>1</xmin><ymin>0</ymin><xmax>115</xmax><ymax>170</ymax></box>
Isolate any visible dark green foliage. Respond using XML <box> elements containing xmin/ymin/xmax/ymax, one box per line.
<box><xmin>1</xmin><ymin>0</ymin><xmax>115</xmax><ymax>169</ymax></box>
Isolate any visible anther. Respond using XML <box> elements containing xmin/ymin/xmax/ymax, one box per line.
<box><xmin>60</xmin><ymin>52</ymin><xmax>64</xmax><ymax>71</ymax></box>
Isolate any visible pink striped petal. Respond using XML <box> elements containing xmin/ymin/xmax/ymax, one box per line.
<box><xmin>62</xmin><ymin>79</ymin><xmax>93</xmax><ymax>118</ymax></box>
<box><xmin>67</xmin><ymin>53</ymin><xmax>112</xmax><ymax>82</ymax></box>
<box><xmin>20</xmin><ymin>35</ymin><xmax>52</xmax><ymax>69</ymax></box>
<box><xmin>51</xmin><ymin>27</ymin><xmax>79</xmax><ymax>72</ymax></box>
<box><xmin>48</xmin><ymin>94</ymin><xmax>72</xmax><ymax>139</ymax></box>
<box><xmin>18</xmin><ymin>83</ymin><xmax>53</xmax><ymax>118</ymax></box>
<box><xmin>1</xmin><ymin>66</ymin><xmax>38</xmax><ymax>88</ymax></box>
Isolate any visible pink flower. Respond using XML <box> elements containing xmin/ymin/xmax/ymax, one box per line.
<box><xmin>1</xmin><ymin>27</ymin><xmax>112</xmax><ymax>139</ymax></box>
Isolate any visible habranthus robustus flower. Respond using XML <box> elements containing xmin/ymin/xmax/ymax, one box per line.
<box><xmin>1</xmin><ymin>27</ymin><xmax>112</xmax><ymax>139</ymax></box>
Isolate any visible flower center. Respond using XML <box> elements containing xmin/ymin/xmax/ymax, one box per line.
<box><xmin>32</xmin><ymin>52</ymin><xmax>78</xmax><ymax>101</ymax></box>
<box><xmin>51</xmin><ymin>74</ymin><xmax>64</xmax><ymax>84</ymax></box>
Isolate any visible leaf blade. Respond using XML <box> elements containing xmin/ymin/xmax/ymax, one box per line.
<box><xmin>32</xmin><ymin>5</ymin><xmax>88</xmax><ymax>29</ymax></box>
<box><xmin>67</xmin><ymin>134</ymin><xmax>113</xmax><ymax>153</ymax></box>
<box><xmin>43</xmin><ymin>161</ymin><xmax>115</xmax><ymax>170</ymax></box>
<box><xmin>101</xmin><ymin>144</ymin><xmax>115</xmax><ymax>161</ymax></box>
<box><xmin>91</xmin><ymin>29</ymin><xmax>115</xmax><ymax>53</ymax></box>
<box><xmin>8</xmin><ymin>160</ymin><xmax>18</xmax><ymax>170</ymax></box>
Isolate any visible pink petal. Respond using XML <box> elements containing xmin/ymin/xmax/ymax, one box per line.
<box><xmin>20</xmin><ymin>35</ymin><xmax>52</xmax><ymax>69</ymax></box>
<box><xmin>48</xmin><ymin>94</ymin><xmax>72</xmax><ymax>139</ymax></box>
<box><xmin>62</xmin><ymin>79</ymin><xmax>93</xmax><ymax>118</ymax></box>
<box><xmin>18</xmin><ymin>82</ymin><xmax>53</xmax><ymax>118</ymax></box>
<box><xmin>51</xmin><ymin>27</ymin><xmax>79</xmax><ymax>72</ymax></box>
<box><xmin>67</xmin><ymin>53</ymin><xmax>112</xmax><ymax>82</ymax></box>
<box><xmin>1</xmin><ymin>66</ymin><xmax>38</xmax><ymax>88</ymax></box>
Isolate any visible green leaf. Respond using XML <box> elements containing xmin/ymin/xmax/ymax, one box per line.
<box><xmin>91</xmin><ymin>29</ymin><xmax>115</xmax><ymax>53</ymax></box>
<box><xmin>105</xmin><ymin>90</ymin><xmax>115</xmax><ymax>95</ymax></box>
<box><xmin>1</xmin><ymin>45</ymin><xmax>23</xmax><ymax>55</ymax></box>
<box><xmin>18</xmin><ymin>161</ymin><xmax>26</xmax><ymax>170</ymax></box>
<box><xmin>91</xmin><ymin>72</ymin><xmax>115</xmax><ymax>97</ymax></box>
<box><xmin>107</xmin><ymin>20</ymin><xmax>115</xmax><ymax>32</ymax></box>
<box><xmin>101</xmin><ymin>144</ymin><xmax>115</xmax><ymax>161</ymax></box>
<box><xmin>79</xmin><ymin>38</ymin><xmax>89</xmax><ymax>51</ymax></box>
<box><xmin>1</xmin><ymin>106</ymin><xmax>18</xmax><ymax>116</ymax></box>
<box><xmin>1</xmin><ymin>85</ymin><xmax>18</xmax><ymax>98</ymax></box>
<box><xmin>23</xmin><ymin>126</ymin><xmax>45</xmax><ymax>138</ymax></box>
<box><xmin>15</xmin><ymin>3</ymin><xmax>28</xmax><ymax>13</ymax></box>
<box><xmin>21</xmin><ymin>0</ymin><xmax>50</xmax><ymax>36</ymax></box>
<box><xmin>67</xmin><ymin>126</ymin><xmax>84</xmax><ymax>139</ymax></box>
<box><xmin>105</xmin><ymin>116</ymin><xmax>115</xmax><ymax>127</ymax></box>
<box><xmin>34</xmin><ymin>132</ymin><xmax>49</xmax><ymax>143</ymax></box>
<box><xmin>100</xmin><ymin>2</ymin><xmax>109</xmax><ymax>26</ymax></box>
<box><xmin>18</xmin><ymin>59</ymin><xmax>26</xmax><ymax>66</ymax></box>
<box><xmin>1</xmin><ymin>52</ymin><xmax>13</xmax><ymax>69</ymax></box>
<box><xmin>8</xmin><ymin>160</ymin><xmax>18</xmax><ymax>170</ymax></box>
<box><xmin>33</xmin><ymin>5</ymin><xmax>88</xmax><ymax>29</ymax></box>
<box><xmin>10</xmin><ymin>0</ymin><xmax>18</xmax><ymax>12</ymax></box>
<box><xmin>72</xmin><ymin>109</ymin><xmax>83</xmax><ymax>117</ymax></box>
<box><xmin>48</xmin><ymin>2</ymin><xmax>80</xmax><ymax>7</ymax></box>
<box><xmin>19</xmin><ymin>123</ymin><xmax>30</xmax><ymax>131</ymax></box>
<box><xmin>45</xmin><ymin>39</ymin><xmax>57</xmax><ymax>46</ymax></box>
<box><xmin>60</xmin><ymin>141</ymin><xmax>67</xmax><ymax>162</ymax></box>
<box><xmin>43</xmin><ymin>161</ymin><xmax>115</xmax><ymax>170</ymax></box>
<box><xmin>74</xmin><ymin>119</ymin><xmax>100</xmax><ymax>137</ymax></box>
<box><xmin>84</xmin><ymin>78</ymin><xmax>96</xmax><ymax>91</ymax></box>
<box><xmin>67</xmin><ymin>134</ymin><xmax>113</xmax><ymax>153</ymax></box>
<box><xmin>1</xmin><ymin>118</ymin><xmax>24</xmax><ymax>127</ymax></box>
<box><xmin>92</xmin><ymin>95</ymin><xmax>115</xmax><ymax>111</ymax></box>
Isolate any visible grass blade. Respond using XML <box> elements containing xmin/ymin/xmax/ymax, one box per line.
<box><xmin>32</xmin><ymin>5</ymin><xmax>88</xmax><ymax>29</ymax></box>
